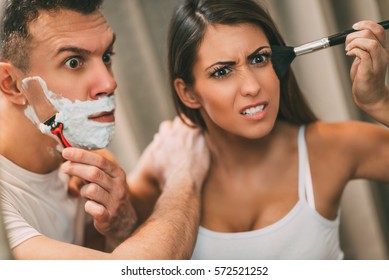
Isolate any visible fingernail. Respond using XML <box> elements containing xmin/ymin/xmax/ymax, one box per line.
<box><xmin>352</xmin><ymin>22</ymin><xmax>360</xmax><ymax>29</ymax></box>
<box><xmin>62</xmin><ymin>148</ymin><xmax>71</xmax><ymax>158</ymax></box>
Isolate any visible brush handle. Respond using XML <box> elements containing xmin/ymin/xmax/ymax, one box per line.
<box><xmin>328</xmin><ymin>20</ymin><xmax>389</xmax><ymax>46</ymax></box>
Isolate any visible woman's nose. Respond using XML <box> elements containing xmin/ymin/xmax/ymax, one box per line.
<box><xmin>239</xmin><ymin>68</ymin><xmax>261</xmax><ymax>97</ymax></box>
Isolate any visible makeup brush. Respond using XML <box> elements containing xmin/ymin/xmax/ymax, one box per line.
<box><xmin>23</xmin><ymin>78</ymin><xmax>72</xmax><ymax>148</ymax></box>
<box><xmin>271</xmin><ymin>20</ymin><xmax>389</xmax><ymax>79</ymax></box>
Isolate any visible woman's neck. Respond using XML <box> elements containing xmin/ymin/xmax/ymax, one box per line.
<box><xmin>204</xmin><ymin>121</ymin><xmax>287</xmax><ymax>172</ymax></box>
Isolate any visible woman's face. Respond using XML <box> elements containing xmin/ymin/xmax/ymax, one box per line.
<box><xmin>189</xmin><ymin>23</ymin><xmax>280</xmax><ymax>139</ymax></box>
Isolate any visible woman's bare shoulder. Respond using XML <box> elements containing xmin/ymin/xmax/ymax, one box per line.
<box><xmin>305</xmin><ymin>120</ymin><xmax>389</xmax><ymax>165</ymax></box>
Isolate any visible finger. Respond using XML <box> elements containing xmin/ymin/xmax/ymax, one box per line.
<box><xmin>346</xmin><ymin>37</ymin><xmax>381</xmax><ymax>57</ymax></box>
<box><xmin>347</xmin><ymin>49</ymin><xmax>375</xmax><ymax>82</ymax></box>
<box><xmin>84</xmin><ymin>200</ymin><xmax>108</xmax><ymax>222</ymax></box>
<box><xmin>158</xmin><ymin>120</ymin><xmax>173</xmax><ymax>133</ymax></box>
<box><xmin>347</xmin><ymin>47</ymin><xmax>374</xmax><ymax>73</ymax></box>
<box><xmin>152</xmin><ymin>132</ymin><xmax>160</xmax><ymax>145</ymax></box>
<box><xmin>179</xmin><ymin>113</ymin><xmax>196</xmax><ymax>127</ymax></box>
<box><xmin>350</xmin><ymin>20</ymin><xmax>387</xmax><ymax>47</ymax></box>
<box><xmin>68</xmin><ymin>175</ymin><xmax>85</xmax><ymax>189</ymax></box>
<box><xmin>349</xmin><ymin>57</ymin><xmax>361</xmax><ymax>82</ymax></box>
<box><xmin>346</xmin><ymin>29</ymin><xmax>377</xmax><ymax>48</ymax></box>
<box><xmin>68</xmin><ymin>187</ymin><xmax>80</xmax><ymax>197</ymax></box>
<box><xmin>67</xmin><ymin>176</ymin><xmax>82</xmax><ymax>197</ymax></box>
<box><xmin>172</xmin><ymin>115</ymin><xmax>186</xmax><ymax>132</ymax></box>
<box><xmin>61</xmin><ymin>160</ymin><xmax>113</xmax><ymax>192</ymax></box>
<box><xmin>80</xmin><ymin>183</ymin><xmax>110</xmax><ymax>205</ymax></box>
<box><xmin>62</xmin><ymin>147</ymin><xmax>119</xmax><ymax>177</ymax></box>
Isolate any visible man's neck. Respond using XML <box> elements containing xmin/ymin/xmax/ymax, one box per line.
<box><xmin>0</xmin><ymin>114</ymin><xmax>63</xmax><ymax>174</ymax></box>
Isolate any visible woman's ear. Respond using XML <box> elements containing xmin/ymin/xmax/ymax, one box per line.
<box><xmin>174</xmin><ymin>78</ymin><xmax>201</xmax><ymax>109</ymax></box>
<box><xmin>0</xmin><ymin>62</ymin><xmax>26</xmax><ymax>105</ymax></box>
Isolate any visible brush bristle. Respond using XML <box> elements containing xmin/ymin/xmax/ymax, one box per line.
<box><xmin>271</xmin><ymin>45</ymin><xmax>296</xmax><ymax>79</ymax></box>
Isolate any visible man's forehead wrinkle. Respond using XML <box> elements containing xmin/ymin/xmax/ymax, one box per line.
<box><xmin>28</xmin><ymin>10</ymin><xmax>109</xmax><ymax>38</ymax></box>
<box><xmin>27</xmin><ymin>10</ymin><xmax>113</xmax><ymax>56</ymax></box>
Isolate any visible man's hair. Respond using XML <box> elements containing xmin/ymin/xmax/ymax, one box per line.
<box><xmin>0</xmin><ymin>0</ymin><xmax>104</xmax><ymax>72</ymax></box>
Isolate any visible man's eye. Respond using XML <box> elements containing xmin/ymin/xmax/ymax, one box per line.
<box><xmin>65</xmin><ymin>57</ymin><xmax>82</xmax><ymax>69</ymax></box>
<box><xmin>102</xmin><ymin>52</ymin><xmax>114</xmax><ymax>64</ymax></box>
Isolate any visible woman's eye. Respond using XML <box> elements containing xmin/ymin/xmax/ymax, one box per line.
<box><xmin>65</xmin><ymin>57</ymin><xmax>82</xmax><ymax>69</ymax></box>
<box><xmin>250</xmin><ymin>53</ymin><xmax>270</xmax><ymax>65</ymax></box>
<box><xmin>211</xmin><ymin>66</ymin><xmax>232</xmax><ymax>78</ymax></box>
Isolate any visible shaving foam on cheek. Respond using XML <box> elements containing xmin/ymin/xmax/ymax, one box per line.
<box><xmin>23</xmin><ymin>76</ymin><xmax>116</xmax><ymax>150</ymax></box>
<box><xmin>55</xmin><ymin>97</ymin><xmax>116</xmax><ymax>150</ymax></box>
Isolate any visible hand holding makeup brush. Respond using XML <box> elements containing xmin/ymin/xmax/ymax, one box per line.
<box><xmin>345</xmin><ymin>20</ymin><xmax>389</xmax><ymax>126</ymax></box>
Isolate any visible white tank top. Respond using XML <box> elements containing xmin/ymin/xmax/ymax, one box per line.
<box><xmin>191</xmin><ymin>126</ymin><xmax>343</xmax><ymax>259</ymax></box>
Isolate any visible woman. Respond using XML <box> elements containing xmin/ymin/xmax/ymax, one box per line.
<box><xmin>129</xmin><ymin>0</ymin><xmax>389</xmax><ymax>259</ymax></box>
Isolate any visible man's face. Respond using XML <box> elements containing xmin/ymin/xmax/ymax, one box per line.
<box><xmin>26</xmin><ymin>8</ymin><xmax>116</xmax><ymax>114</ymax></box>
<box><xmin>20</xmin><ymin>9</ymin><xmax>117</xmax><ymax>149</ymax></box>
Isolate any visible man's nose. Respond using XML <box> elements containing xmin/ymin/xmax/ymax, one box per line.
<box><xmin>90</xmin><ymin>63</ymin><xmax>117</xmax><ymax>98</ymax></box>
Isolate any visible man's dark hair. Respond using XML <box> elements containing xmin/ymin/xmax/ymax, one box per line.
<box><xmin>0</xmin><ymin>0</ymin><xmax>104</xmax><ymax>72</ymax></box>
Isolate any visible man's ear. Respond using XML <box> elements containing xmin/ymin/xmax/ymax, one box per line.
<box><xmin>174</xmin><ymin>78</ymin><xmax>201</xmax><ymax>109</ymax></box>
<box><xmin>0</xmin><ymin>62</ymin><xmax>26</xmax><ymax>105</ymax></box>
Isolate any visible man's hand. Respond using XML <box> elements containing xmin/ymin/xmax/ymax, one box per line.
<box><xmin>66</xmin><ymin>149</ymin><xmax>120</xmax><ymax>197</ymax></box>
<box><xmin>121</xmin><ymin>116</ymin><xmax>210</xmax><ymax>259</ymax></box>
<box><xmin>146</xmin><ymin>116</ymin><xmax>210</xmax><ymax>192</ymax></box>
<box><xmin>61</xmin><ymin>148</ymin><xmax>137</xmax><ymax>250</ymax></box>
<box><xmin>345</xmin><ymin>20</ymin><xmax>389</xmax><ymax>124</ymax></box>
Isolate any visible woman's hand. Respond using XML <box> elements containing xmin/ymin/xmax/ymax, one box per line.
<box><xmin>346</xmin><ymin>20</ymin><xmax>389</xmax><ymax>125</ymax></box>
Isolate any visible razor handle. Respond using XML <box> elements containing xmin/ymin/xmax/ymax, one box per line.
<box><xmin>51</xmin><ymin>123</ymin><xmax>72</xmax><ymax>148</ymax></box>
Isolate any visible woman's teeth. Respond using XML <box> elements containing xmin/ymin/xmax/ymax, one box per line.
<box><xmin>241</xmin><ymin>105</ymin><xmax>265</xmax><ymax>116</ymax></box>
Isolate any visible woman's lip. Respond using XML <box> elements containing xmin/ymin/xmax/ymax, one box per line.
<box><xmin>239</xmin><ymin>101</ymin><xmax>268</xmax><ymax>113</ymax></box>
<box><xmin>239</xmin><ymin>102</ymin><xmax>268</xmax><ymax>120</ymax></box>
<box><xmin>88</xmin><ymin>110</ymin><xmax>115</xmax><ymax>123</ymax></box>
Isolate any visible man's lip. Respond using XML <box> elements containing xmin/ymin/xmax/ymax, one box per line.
<box><xmin>88</xmin><ymin>110</ymin><xmax>115</xmax><ymax>122</ymax></box>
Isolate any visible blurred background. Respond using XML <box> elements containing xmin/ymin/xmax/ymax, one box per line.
<box><xmin>1</xmin><ymin>0</ymin><xmax>389</xmax><ymax>259</ymax></box>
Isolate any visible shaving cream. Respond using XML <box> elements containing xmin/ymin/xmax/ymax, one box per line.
<box><xmin>22</xmin><ymin>76</ymin><xmax>116</xmax><ymax>150</ymax></box>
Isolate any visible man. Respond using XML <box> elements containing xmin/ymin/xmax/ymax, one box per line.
<box><xmin>0</xmin><ymin>0</ymin><xmax>210</xmax><ymax>259</ymax></box>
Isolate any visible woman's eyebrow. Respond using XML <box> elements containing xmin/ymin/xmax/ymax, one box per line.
<box><xmin>205</xmin><ymin>61</ymin><xmax>236</xmax><ymax>71</ymax></box>
<box><xmin>205</xmin><ymin>46</ymin><xmax>271</xmax><ymax>71</ymax></box>
<box><xmin>247</xmin><ymin>46</ymin><xmax>271</xmax><ymax>61</ymax></box>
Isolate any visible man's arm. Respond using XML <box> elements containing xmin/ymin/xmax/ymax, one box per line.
<box><xmin>11</xmin><ymin>171</ymin><xmax>201</xmax><ymax>259</ymax></box>
<box><xmin>346</xmin><ymin>20</ymin><xmax>389</xmax><ymax>126</ymax></box>
<box><xmin>12</xmin><ymin>117</ymin><xmax>210</xmax><ymax>259</ymax></box>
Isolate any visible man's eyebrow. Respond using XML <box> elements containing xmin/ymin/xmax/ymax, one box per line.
<box><xmin>108</xmin><ymin>33</ymin><xmax>116</xmax><ymax>50</ymax></box>
<box><xmin>56</xmin><ymin>46</ymin><xmax>91</xmax><ymax>56</ymax></box>
<box><xmin>56</xmin><ymin>33</ymin><xmax>117</xmax><ymax>56</ymax></box>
